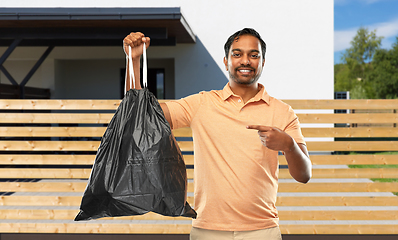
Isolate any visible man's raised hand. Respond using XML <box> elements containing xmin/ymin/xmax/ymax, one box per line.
<box><xmin>123</xmin><ymin>32</ymin><xmax>150</xmax><ymax>59</ymax></box>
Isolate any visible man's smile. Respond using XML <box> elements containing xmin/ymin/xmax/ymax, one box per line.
<box><xmin>236</xmin><ymin>68</ymin><xmax>255</xmax><ymax>76</ymax></box>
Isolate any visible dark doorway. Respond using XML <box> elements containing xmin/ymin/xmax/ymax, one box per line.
<box><xmin>120</xmin><ymin>68</ymin><xmax>165</xmax><ymax>99</ymax></box>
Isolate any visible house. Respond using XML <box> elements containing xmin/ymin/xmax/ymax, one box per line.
<box><xmin>0</xmin><ymin>0</ymin><xmax>333</xmax><ymax>100</ymax></box>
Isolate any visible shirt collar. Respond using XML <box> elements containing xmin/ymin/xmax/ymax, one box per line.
<box><xmin>221</xmin><ymin>83</ymin><xmax>270</xmax><ymax>105</ymax></box>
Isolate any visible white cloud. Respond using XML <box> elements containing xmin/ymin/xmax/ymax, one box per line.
<box><xmin>334</xmin><ymin>28</ymin><xmax>358</xmax><ymax>52</ymax></box>
<box><xmin>334</xmin><ymin>18</ymin><xmax>398</xmax><ymax>52</ymax></box>
<box><xmin>374</xmin><ymin>18</ymin><xmax>398</xmax><ymax>39</ymax></box>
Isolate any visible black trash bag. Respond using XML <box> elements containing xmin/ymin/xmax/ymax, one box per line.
<box><xmin>74</xmin><ymin>88</ymin><xmax>197</xmax><ymax>221</ymax></box>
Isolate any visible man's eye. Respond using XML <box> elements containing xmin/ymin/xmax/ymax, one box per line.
<box><xmin>232</xmin><ymin>53</ymin><xmax>240</xmax><ymax>57</ymax></box>
<box><xmin>251</xmin><ymin>54</ymin><xmax>260</xmax><ymax>58</ymax></box>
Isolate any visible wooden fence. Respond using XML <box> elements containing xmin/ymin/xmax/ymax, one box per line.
<box><xmin>0</xmin><ymin>99</ymin><xmax>397</xmax><ymax>235</ymax></box>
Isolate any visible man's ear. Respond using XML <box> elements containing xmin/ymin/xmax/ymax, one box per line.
<box><xmin>223</xmin><ymin>57</ymin><xmax>228</xmax><ymax>71</ymax></box>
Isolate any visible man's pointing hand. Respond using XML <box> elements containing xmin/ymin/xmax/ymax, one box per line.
<box><xmin>246</xmin><ymin>125</ymin><xmax>294</xmax><ymax>152</ymax></box>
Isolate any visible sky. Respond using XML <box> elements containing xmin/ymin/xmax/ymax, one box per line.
<box><xmin>334</xmin><ymin>0</ymin><xmax>398</xmax><ymax>64</ymax></box>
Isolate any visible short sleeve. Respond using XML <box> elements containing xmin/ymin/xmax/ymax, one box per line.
<box><xmin>283</xmin><ymin>106</ymin><xmax>306</xmax><ymax>145</ymax></box>
<box><xmin>164</xmin><ymin>93</ymin><xmax>202</xmax><ymax>129</ymax></box>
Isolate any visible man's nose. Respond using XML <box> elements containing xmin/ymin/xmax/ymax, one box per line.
<box><xmin>241</xmin><ymin>55</ymin><xmax>250</xmax><ymax>65</ymax></box>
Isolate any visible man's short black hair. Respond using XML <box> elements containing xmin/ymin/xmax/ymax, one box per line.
<box><xmin>224</xmin><ymin>28</ymin><xmax>266</xmax><ymax>59</ymax></box>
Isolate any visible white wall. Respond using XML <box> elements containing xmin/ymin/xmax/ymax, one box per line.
<box><xmin>0</xmin><ymin>0</ymin><xmax>334</xmax><ymax>100</ymax></box>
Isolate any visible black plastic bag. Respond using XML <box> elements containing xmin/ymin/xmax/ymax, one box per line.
<box><xmin>74</xmin><ymin>87</ymin><xmax>196</xmax><ymax>221</ymax></box>
<box><xmin>75</xmin><ymin>42</ymin><xmax>196</xmax><ymax>220</ymax></box>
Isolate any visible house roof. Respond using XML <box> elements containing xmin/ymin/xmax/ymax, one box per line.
<box><xmin>0</xmin><ymin>7</ymin><xmax>196</xmax><ymax>46</ymax></box>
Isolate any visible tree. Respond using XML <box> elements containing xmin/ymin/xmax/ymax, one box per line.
<box><xmin>343</xmin><ymin>27</ymin><xmax>383</xmax><ymax>62</ymax></box>
<box><xmin>367</xmin><ymin>37</ymin><xmax>398</xmax><ymax>99</ymax></box>
<box><xmin>334</xmin><ymin>63</ymin><xmax>353</xmax><ymax>92</ymax></box>
<box><xmin>335</xmin><ymin>27</ymin><xmax>384</xmax><ymax>98</ymax></box>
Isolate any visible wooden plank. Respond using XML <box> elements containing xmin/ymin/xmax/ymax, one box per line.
<box><xmin>3</xmin><ymin>152</ymin><xmax>396</xmax><ymax>166</ymax></box>
<box><xmin>0</xmin><ymin>168</ymin><xmax>395</xmax><ymax>179</ymax></box>
<box><xmin>278</xmin><ymin>154</ymin><xmax>398</xmax><ymax>165</ymax></box>
<box><xmin>0</xmin><ymin>209</ymin><xmax>79</xmax><ymax>220</ymax></box>
<box><xmin>0</xmin><ymin>169</ymin><xmax>92</xmax><ymax>179</ymax></box>
<box><xmin>0</xmin><ymin>223</ymin><xmax>397</xmax><ymax>234</ymax></box>
<box><xmin>0</xmin><ymin>154</ymin><xmax>194</xmax><ymax>165</ymax></box>
<box><xmin>178</xmin><ymin>141</ymin><xmax>194</xmax><ymax>152</ymax></box>
<box><xmin>2</xmin><ymin>209</ymin><xmax>397</xmax><ymax>221</ymax></box>
<box><xmin>1</xmin><ymin>99</ymin><xmax>397</xmax><ymax>111</ymax></box>
<box><xmin>1</xmin><ymin>140</ymin><xmax>390</xmax><ymax>153</ymax></box>
<box><xmin>183</xmin><ymin>155</ymin><xmax>194</xmax><ymax>165</ymax></box>
<box><xmin>2</xmin><ymin>126</ymin><xmax>397</xmax><ymax>142</ymax></box>
<box><xmin>0</xmin><ymin>182</ymin><xmax>194</xmax><ymax>193</ymax></box>
<box><xmin>280</xmin><ymin>210</ymin><xmax>398</xmax><ymax>220</ymax></box>
<box><xmin>0</xmin><ymin>196</ymin><xmax>195</xmax><ymax>206</ymax></box>
<box><xmin>2</xmin><ymin>113</ymin><xmax>397</xmax><ymax>124</ymax></box>
<box><xmin>306</xmin><ymin>141</ymin><xmax>398</xmax><ymax>151</ymax></box>
<box><xmin>0</xmin><ymin>153</ymin><xmax>394</xmax><ymax>167</ymax></box>
<box><xmin>0</xmin><ymin>127</ymin><xmax>106</xmax><ymax>137</ymax></box>
<box><xmin>0</xmin><ymin>100</ymin><xmax>120</xmax><ymax>110</ymax></box>
<box><xmin>280</xmin><ymin>224</ymin><xmax>398</xmax><ymax>234</ymax></box>
<box><xmin>172</xmin><ymin>128</ymin><xmax>192</xmax><ymax>137</ymax></box>
<box><xmin>0</xmin><ymin>181</ymin><xmax>396</xmax><ymax>193</ymax></box>
<box><xmin>297</xmin><ymin>113</ymin><xmax>398</xmax><ymax>124</ymax></box>
<box><xmin>0</xmin><ymin>127</ymin><xmax>191</xmax><ymax>138</ymax></box>
<box><xmin>0</xmin><ymin>223</ymin><xmax>192</xmax><ymax>234</ymax></box>
<box><xmin>0</xmin><ymin>141</ymin><xmax>193</xmax><ymax>151</ymax></box>
<box><xmin>0</xmin><ymin>141</ymin><xmax>100</xmax><ymax>151</ymax></box>
<box><xmin>0</xmin><ymin>168</ymin><xmax>195</xmax><ymax>179</ymax></box>
<box><xmin>283</xmin><ymin>99</ymin><xmax>398</xmax><ymax>110</ymax></box>
<box><xmin>0</xmin><ymin>182</ymin><xmax>87</xmax><ymax>192</ymax></box>
<box><xmin>276</xmin><ymin>196</ymin><xmax>398</xmax><ymax>206</ymax></box>
<box><xmin>0</xmin><ymin>210</ymin><xmax>190</xmax><ymax>221</ymax></box>
<box><xmin>279</xmin><ymin>168</ymin><xmax>398</xmax><ymax>179</ymax></box>
<box><xmin>278</xmin><ymin>182</ymin><xmax>398</xmax><ymax>192</ymax></box>
<box><xmin>1</xmin><ymin>196</ymin><xmax>397</xmax><ymax>207</ymax></box>
<box><xmin>0</xmin><ymin>155</ymin><xmax>96</xmax><ymax>165</ymax></box>
<box><xmin>302</xmin><ymin>127</ymin><xmax>398</xmax><ymax>138</ymax></box>
<box><xmin>7</xmin><ymin>125</ymin><xmax>393</xmax><ymax>139</ymax></box>
<box><xmin>0</xmin><ymin>113</ymin><xmax>113</xmax><ymax>124</ymax></box>
<box><xmin>2</xmin><ymin>181</ymin><xmax>397</xmax><ymax>194</ymax></box>
<box><xmin>0</xmin><ymin>196</ymin><xmax>83</xmax><ymax>206</ymax></box>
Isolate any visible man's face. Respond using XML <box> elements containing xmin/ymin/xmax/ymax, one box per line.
<box><xmin>223</xmin><ymin>35</ymin><xmax>265</xmax><ymax>85</ymax></box>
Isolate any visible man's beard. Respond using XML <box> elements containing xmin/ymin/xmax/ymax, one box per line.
<box><xmin>228</xmin><ymin>66</ymin><xmax>262</xmax><ymax>85</ymax></box>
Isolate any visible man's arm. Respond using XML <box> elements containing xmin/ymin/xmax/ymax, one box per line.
<box><xmin>123</xmin><ymin>32</ymin><xmax>150</xmax><ymax>91</ymax></box>
<box><xmin>246</xmin><ymin>125</ymin><xmax>312</xmax><ymax>183</ymax></box>
<box><xmin>123</xmin><ymin>32</ymin><xmax>173</xmax><ymax>128</ymax></box>
<box><xmin>283</xmin><ymin>141</ymin><xmax>312</xmax><ymax>183</ymax></box>
<box><xmin>160</xmin><ymin>103</ymin><xmax>173</xmax><ymax>129</ymax></box>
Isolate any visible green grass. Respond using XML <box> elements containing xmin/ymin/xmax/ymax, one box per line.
<box><xmin>371</xmin><ymin>178</ymin><xmax>398</xmax><ymax>182</ymax></box>
<box><xmin>345</xmin><ymin>155</ymin><xmax>398</xmax><ymax>196</ymax></box>
<box><xmin>371</xmin><ymin>178</ymin><xmax>398</xmax><ymax>196</ymax></box>
<box><xmin>347</xmin><ymin>166</ymin><xmax>398</xmax><ymax>195</ymax></box>
<box><xmin>347</xmin><ymin>152</ymin><xmax>398</xmax><ymax>168</ymax></box>
<box><xmin>346</xmin><ymin>166</ymin><xmax>398</xmax><ymax>195</ymax></box>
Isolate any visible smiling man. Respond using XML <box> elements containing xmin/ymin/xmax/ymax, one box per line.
<box><xmin>224</xmin><ymin>32</ymin><xmax>264</xmax><ymax>87</ymax></box>
<box><xmin>223</xmin><ymin>30</ymin><xmax>266</xmax><ymax>103</ymax></box>
<box><xmin>123</xmin><ymin>28</ymin><xmax>312</xmax><ymax>240</ymax></box>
